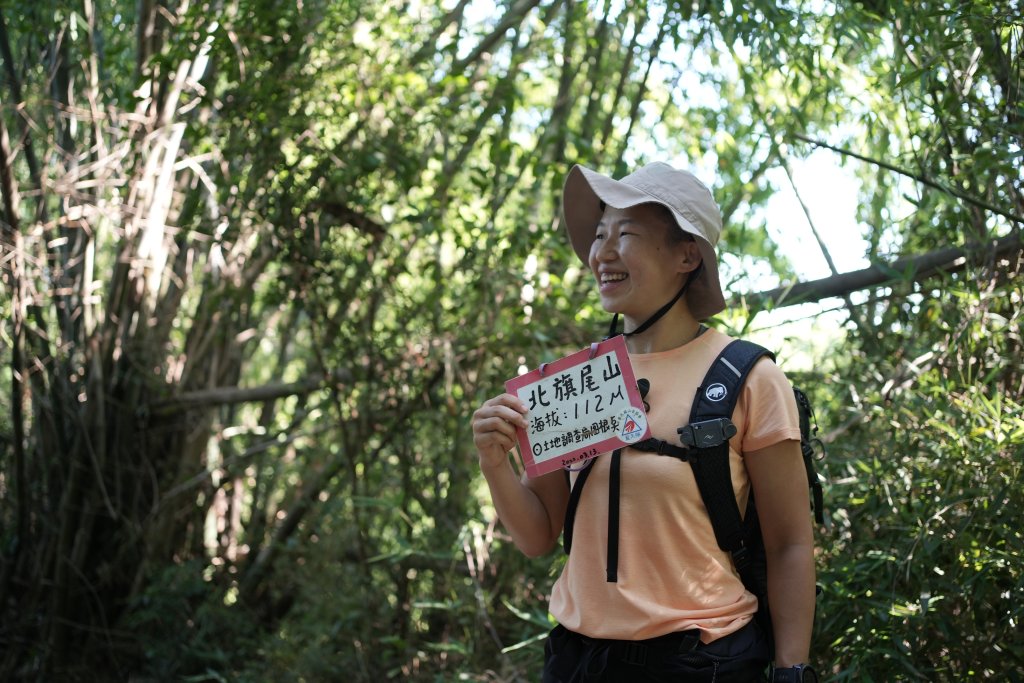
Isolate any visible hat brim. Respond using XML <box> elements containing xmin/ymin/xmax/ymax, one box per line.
<box><xmin>561</xmin><ymin>165</ymin><xmax>726</xmax><ymax>321</ymax></box>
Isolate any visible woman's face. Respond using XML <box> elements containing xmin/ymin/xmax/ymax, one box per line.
<box><xmin>588</xmin><ymin>204</ymin><xmax>700</xmax><ymax>321</ymax></box>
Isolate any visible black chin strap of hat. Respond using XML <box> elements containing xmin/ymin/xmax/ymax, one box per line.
<box><xmin>605</xmin><ymin>262</ymin><xmax>704</xmax><ymax>340</ymax></box>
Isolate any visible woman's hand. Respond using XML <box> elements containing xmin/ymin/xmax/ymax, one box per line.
<box><xmin>472</xmin><ymin>393</ymin><xmax>529</xmax><ymax>470</ymax></box>
<box><xmin>472</xmin><ymin>393</ymin><xmax>568</xmax><ymax>557</ymax></box>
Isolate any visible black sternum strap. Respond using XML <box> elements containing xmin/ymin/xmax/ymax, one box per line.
<box><xmin>631</xmin><ymin>437</ymin><xmax>691</xmax><ymax>460</ymax></box>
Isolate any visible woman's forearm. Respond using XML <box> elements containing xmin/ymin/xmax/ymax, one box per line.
<box><xmin>479</xmin><ymin>456</ymin><xmax>562</xmax><ymax>558</ymax></box>
<box><xmin>766</xmin><ymin>541</ymin><xmax>817</xmax><ymax>666</ymax></box>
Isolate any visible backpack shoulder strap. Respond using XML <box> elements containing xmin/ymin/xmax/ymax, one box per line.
<box><xmin>688</xmin><ymin>339</ymin><xmax>774</xmax><ymax>428</ymax></box>
<box><xmin>684</xmin><ymin>340</ymin><xmax>774</xmax><ymax>559</ymax></box>
<box><xmin>562</xmin><ymin>340</ymin><xmax>776</xmax><ymax>562</ymax></box>
<box><xmin>562</xmin><ymin>458</ymin><xmax>595</xmax><ymax>555</ymax></box>
<box><xmin>794</xmin><ymin>386</ymin><xmax>826</xmax><ymax>524</ymax></box>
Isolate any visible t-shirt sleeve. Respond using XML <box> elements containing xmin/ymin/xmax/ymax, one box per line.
<box><xmin>739</xmin><ymin>357</ymin><xmax>801</xmax><ymax>453</ymax></box>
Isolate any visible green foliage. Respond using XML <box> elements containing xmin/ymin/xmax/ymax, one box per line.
<box><xmin>1</xmin><ymin>0</ymin><xmax>1021</xmax><ymax>680</ymax></box>
<box><xmin>815</xmin><ymin>296</ymin><xmax>1024</xmax><ymax>679</ymax></box>
<box><xmin>121</xmin><ymin>560</ymin><xmax>263</xmax><ymax>680</ymax></box>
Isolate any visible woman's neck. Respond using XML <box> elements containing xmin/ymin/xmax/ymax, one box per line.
<box><xmin>622</xmin><ymin>307</ymin><xmax>704</xmax><ymax>354</ymax></box>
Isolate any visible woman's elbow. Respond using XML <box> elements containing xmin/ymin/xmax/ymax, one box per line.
<box><xmin>516</xmin><ymin>533</ymin><xmax>559</xmax><ymax>559</ymax></box>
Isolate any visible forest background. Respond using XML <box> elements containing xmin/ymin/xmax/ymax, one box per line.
<box><xmin>0</xmin><ymin>0</ymin><xmax>1021</xmax><ymax>680</ymax></box>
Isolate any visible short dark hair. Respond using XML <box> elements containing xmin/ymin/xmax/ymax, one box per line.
<box><xmin>649</xmin><ymin>203</ymin><xmax>693</xmax><ymax>244</ymax></box>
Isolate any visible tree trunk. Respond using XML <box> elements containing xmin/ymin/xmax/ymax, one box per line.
<box><xmin>741</xmin><ymin>233</ymin><xmax>1024</xmax><ymax>310</ymax></box>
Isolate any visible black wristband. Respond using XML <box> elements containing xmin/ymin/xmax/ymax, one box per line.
<box><xmin>771</xmin><ymin>664</ymin><xmax>819</xmax><ymax>683</ymax></box>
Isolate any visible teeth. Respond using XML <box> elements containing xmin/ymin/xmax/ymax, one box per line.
<box><xmin>602</xmin><ymin>273</ymin><xmax>627</xmax><ymax>282</ymax></box>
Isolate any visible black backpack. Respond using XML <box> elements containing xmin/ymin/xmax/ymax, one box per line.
<box><xmin>562</xmin><ymin>339</ymin><xmax>825</xmax><ymax>648</ymax></box>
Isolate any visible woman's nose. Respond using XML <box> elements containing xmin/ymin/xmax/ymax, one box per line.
<box><xmin>593</xmin><ymin>236</ymin><xmax>616</xmax><ymax>262</ymax></box>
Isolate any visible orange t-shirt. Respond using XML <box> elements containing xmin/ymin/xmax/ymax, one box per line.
<box><xmin>547</xmin><ymin>328</ymin><xmax>801</xmax><ymax>643</ymax></box>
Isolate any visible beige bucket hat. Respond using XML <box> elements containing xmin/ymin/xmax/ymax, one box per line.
<box><xmin>561</xmin><ymin>162</ymin><xmax>726</xmax><ymax>321</ymax></box>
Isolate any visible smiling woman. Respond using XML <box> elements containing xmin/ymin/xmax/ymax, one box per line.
<box><xmin>590</xmin><ymin>203</ymin><xmax>702</xmax><ymax>349</ymax></box>
<box><xmin>472</xmin><ymin>161</ymin><xmax>819</xmax><ymax>682</ymax></box>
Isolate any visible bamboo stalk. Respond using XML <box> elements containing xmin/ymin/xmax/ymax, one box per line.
<box><xmin>0</xmin><ymin>94</ymin><xmax>29</xmax><ymax>603</ymax></box>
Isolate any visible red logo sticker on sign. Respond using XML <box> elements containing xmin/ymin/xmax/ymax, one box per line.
<box><xmin>504</xmin><ymin>335</ymin><xmax>651</xmax><ymax>478</ymax></box>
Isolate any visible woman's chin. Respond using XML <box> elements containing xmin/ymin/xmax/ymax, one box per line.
<box><xmin>598</xmin><ymin>291</ymin><xmax>628</xmax><ymax>311</ymax></box>
<box><xmin>599</xmin><ymin>302</ymin><xmax>626</xmax><ymax>316</ymax></box>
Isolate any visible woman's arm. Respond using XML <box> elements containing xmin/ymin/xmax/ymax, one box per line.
<box><xmin>745</xmin><ymin>439</ymin><xmax>817</xmax><ymax>667</ymax></box>
<box><xmin>473</xmin><ymin>393</ymin><xmax>569</xmax><ymax>557</ymax></box>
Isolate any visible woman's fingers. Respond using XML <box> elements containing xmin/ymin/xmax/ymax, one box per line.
<box><xmin>474</xmin><ymin>395</ymin><xmax>528</xmax><ymax>430</ymax></box>
<box><xmin>473</xmin><ymin>394</ymin><xmax>529</xmax><ymax>459</ymax></box>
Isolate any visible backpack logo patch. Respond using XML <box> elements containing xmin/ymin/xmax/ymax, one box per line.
<box><xmin>705</xmin><ymin>383</ymin><xmax>727</xmax><ymax>402</ymax></box>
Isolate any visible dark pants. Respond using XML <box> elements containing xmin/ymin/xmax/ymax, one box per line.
<box><xmin>541</xmin><ymin>620</ymin><xmax>770</xmax><ymax>683</ymax></box>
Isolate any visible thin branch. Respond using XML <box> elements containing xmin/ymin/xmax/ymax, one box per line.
<box><xmin>541</xmin><ymin>0</ymin><xmax>577</xmax><ymax>173</ymax></box>
<box><xmin>150</xmin><ymin>370</ymin><xmax>352</xmax><ymax>415</ymax></box>
<box><xmin>598</xmin><ymin>7</ymin><xmax>646</xmax><ymax>157</ymax></box>
<box><xmin>719</xmin><ymin>147</ymin><xmax>776</xmax><ymax>226</ymax></box>
<box><xmin>409</xmin><ymin>0</ymin><xmax>473</xmax><ymax>64</ymax></box>
<box><xmin>577</xmin><ymin>0</ymin><xmax>614</xmax><ymax>146</ymax></box>
<box><xmin>450</xmin><ymin>0</ymin><xmax>545</xmax><ymax>74</ymax></box>
<box><xmin>162</xmin><ymin>422</ymin><xmax>321</xmax><ymax>502</ymax></box>
<box><xmin>793</xmin><ymin>133</ymin><xmax>1024</xmax><ymax>225</ymax></box>
<box><xmin>237</xmin><ymin>366</ymin><xmax>445</xmax><ymax>600</ymax></box>
<box><xmin>780</xmin><ymin>155</ymin><xmax>875</xmax><ymax>343</ymax></box>
<box><xmin>612</xmin><ymin>20</ymin><xmax>669</xmax><ymax>169</ymax></box>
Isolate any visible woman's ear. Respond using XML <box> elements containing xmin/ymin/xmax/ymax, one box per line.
<box><xmin>677</xmin><ymin>241</ymin><xmax>702</xmax><ymax>274</ymax></box>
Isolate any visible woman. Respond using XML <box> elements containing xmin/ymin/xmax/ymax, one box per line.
<box><xmin>472</xmin><ymin>162</ymin><xmax>817</xmax><ymax>682</ymax></box>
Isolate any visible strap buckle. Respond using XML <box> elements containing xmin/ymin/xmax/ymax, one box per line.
<box><xmin>675</xmin><ymin>629</ymin><xmax>701</xmax><ymax>653</ymax></box>
<box><xmin>677</xmin><ymin>418</ymin><xmax>737</xmax><ymax>448</ymax></box>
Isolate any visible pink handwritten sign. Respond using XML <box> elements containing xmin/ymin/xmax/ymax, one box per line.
<box><xmin>504</xmin><ymin>335</ymin><xmax>650</xmax><ymax>478</ymax></box>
